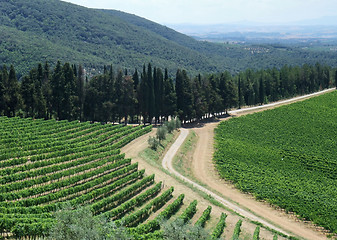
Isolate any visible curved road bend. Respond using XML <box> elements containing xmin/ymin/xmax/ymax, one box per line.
<box><xmin>162</xmin><ymin>128</ymin><xmax>289</xmax><ymax>235</ymax></box>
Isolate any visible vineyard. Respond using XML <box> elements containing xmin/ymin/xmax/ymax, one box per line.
<box><xmin>214</xmin><ymin>90</ymin><xmax>337</xmax><ymax>234</ymax></box>
<box><xmin>0</xmin><ymin>117</ymin><xmax>241</xmax><ymax>240</ymax></box>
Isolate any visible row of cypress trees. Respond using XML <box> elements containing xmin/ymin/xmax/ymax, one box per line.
<box><xmin>0</xmin><ymin>62</ymin><xmax>335</xmax><ymax>124</ymax></box>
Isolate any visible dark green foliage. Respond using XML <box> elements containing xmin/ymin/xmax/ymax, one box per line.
<box><xmin>219</xmin><ymin>71</ymin><xmax>237</xmax><ymax>113</ymax></box>
<box><xmin>5</xmin><ymin>65</ymin><xmax>21</xmax><ymax>117</ymax></box>
<box><xmin>191</xmin><ymin>75</ymin><xmax>207</xmax><ymax>120</ymax></box>
<box><xmin>1</xmin><ymin>62</ymin><xmax>335</xmax><ymax>124</ymax></box>
<box><xmin>2</xmin><ymin>0</ymin><xmax>337</xmax><ymax>77</ymax></box>
<box><xmin>147</xmin><ymin>64</ymin><xmax>155</xmax><ymax>123</ymax></box>
<box><xmin>176</xmin><ymin>69</ymin><xmax>193</xmax><ymax>122</ymax></box>
<box><xmin>50</xmin><ymin>61</ymin><xmax>64</xmax><ymax>119</ymax></box>
<box><xmin>162</xmin><ymin>72</ymin><xmax>177</xmax><ymax>121</ymax></box>
<box><xmin>335</xmin><ymin>69</ymin><xmax>337</xmax><ymax>89</ymax></box>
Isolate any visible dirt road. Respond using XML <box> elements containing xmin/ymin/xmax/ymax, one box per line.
<box><xmin>122</xmin><ymin>88</ymin><xmax>334</xmax><ymax>240</ymax></box>
<box><xmin>189</xmin><ymin>89</ymin><xmax>335</xmax><ymax>240</ymax></box>
<box><xmin>162</xmin><ymin>128</ymin><xmax>291</xmax><ymax>235</ymax></box>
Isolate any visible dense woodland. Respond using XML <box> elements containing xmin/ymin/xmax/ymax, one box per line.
<box><xmin>2</xmin><ymin>0</ymin><xmax>337</xmax><ymax>77</ymax></box>
<box><xmin>0</xmin><ymin>62</ymin><xmax>335</xmax><ymax>124</ymax></box>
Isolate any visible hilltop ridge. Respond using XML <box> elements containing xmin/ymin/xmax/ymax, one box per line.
<box><xmin>0</xmin><ymin>0</ymin><xmax>337</xmax><ymax>76</ymax></box>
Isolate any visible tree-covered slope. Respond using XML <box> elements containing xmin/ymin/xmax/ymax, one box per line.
<box><xmin>1</xmin><ymin>0</ymin><xmax>337</xmax><ymax>77</ymax></box>
<box><xmin>0</xmin><ymin>0</ymin><xmax>218</xmax><ymax>76</ymax></box>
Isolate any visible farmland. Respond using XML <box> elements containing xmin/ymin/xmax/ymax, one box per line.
<box><xmin>0</xmin><ymin>117</ymin><xmax>161</xmax><ymax>238</ymax></box>
<box><xmin>214</xmin><ymin>90</ymin><xmax>337</xmax><ymax>234</ymax></box>
<box><xmin>0</xmin><ymin>117</ymin><xmax>237</xmax><ymax>239</ymax></box>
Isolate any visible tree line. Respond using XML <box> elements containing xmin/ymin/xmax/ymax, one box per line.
<box><xmin>0</xmin><ymin>61</ymin><xmax>336</xmax><ymax>124</ymax></box>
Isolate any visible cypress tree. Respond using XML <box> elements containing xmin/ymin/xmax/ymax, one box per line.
<box><xmin>132</xmin><ymin>68</ymin><xmax>139</xmax><ymax>90</ymax></box>
<box><xmin>77</xmin><ymin>64</ymin><xmax>85</xmax><ymax>121</ymax></box>
<box><xmin>335</xmin><ymin>69</ymin><xmax>337</xmax><ymax>89</ymax></box>
<box><xmin>21</xmin><ymin>75</ymin><xmax>34</xmax><ymax>117</ymax></box>
<box><xmin>163</xmin><ymin>73</ymin><xmax>176</xmax><ymax>121</ymax></box>
<box><xmin>176</xmin><ymin>69</ymin><xmax>193</xmax><ymax>123</ymax></box>
<box><xmin>132</xmin><ymin>68</ymin><xmax>140</xmax><ymax>123</ymax></box>
<box><xmin>158</xmin><ymin>68</ymin><xmax>164</xmax><ymax>122</ymax></box>
<box><xmin>62</xmin><ymin>63</ymin><xmax>76</xmax><ymax>120</ymax></box>
<box><xmin>154</xmin><ymin>67</ymin><xmax>164</xmax><ymax>124</ymax></box>
<box><xmin>259</xmin><ymin>74</ymin><xmax>265</xmax><ymax>105</ymax></box>
<box><xmin>7</xmin><ymin>65</ymin><xmax>21</xmax><ymax>117</ymax></box>
<box><xmin>0</xmin><ymin>69</ymin><xmax>4</xmax><ymax>115</ymax></box>
<box><xmin>219</xmin><ymin>71</ymin><xmax>237</xmax><ymax>114</ymax></box>
<box><xmin>121</xmin><ymin>75</ymin><xmax>136</xmax><ymax>125</ymax></box>
<box><xmin>238</xmin><ymin>75</ymin><xmax>242</xmax><ymax>109</ymax></box>
<box><xmin>51</xmin><ymin>61</ymin><xmax>64</xmax><ymax>119</ymax></box>
<box><xmin>1</xmin><ymin>66</ymin><xmax>9</xmax><ymax>115</ymax></box>
<box><xmin>35</xmin><ymin>63</ymin><xmax>47</xmax><ymax>118</ymax></box>
<box><xmin>115</xmin><ymin>70</ymin><xmax>124</xmax><ymax>123</ymax></box>
<box><xmin>225</xmin><ymin>77</ymin><xmax>238</xmax><ymax>112</ymax></box>
<box><xmin>191</xmin><ymin>76</ymin><xmax>206</xmax><ymax>121</ymax></box>
<box><xmin>208</xmin><ymin>74</ymin><xmax>222</xmax><ymax>116</ymax></box>
<box><xmin>147</xmin><ymin>63</ymin><xmax>155</xmax><ymax>124</ymax></box>
<box><xmin>139</xmin><ymin>64</ymin><xmax>148</xmax><ymax>124</ymax></box>
<box><xmin>43</xmin><ymin>62</ymin><xmax>52</xmax><ymax>119</ymax></box>
<box><xmin>175</xmin><ymin>69</ymin><xmax>184</xmax><ymax>120</ymax></box>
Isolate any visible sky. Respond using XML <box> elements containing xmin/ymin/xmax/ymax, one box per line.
<box><xmin>62</xmin><ymin>0</ymin><xmax>337</xmax><ymax>25</ymax></box>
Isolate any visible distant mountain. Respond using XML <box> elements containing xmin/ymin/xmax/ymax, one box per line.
<box><xmin>294</xmin><ymin>16</ymin><xmax>337</xmax><ymax>26</ymax></box>
<box><xmin>0</xmin><ymin>0</ymin><xmax>337</xmax><ymax>77</ymax></box>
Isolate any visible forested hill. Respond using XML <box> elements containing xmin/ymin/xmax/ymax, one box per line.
<box><xmin>0</xmin><ymin>0</ymin><xmax>216</xmax><ymax>76</ymax></box>
<box><xmin>1</xmin><ymin>0</ymin><xmax>337</xmax><ymax>77</ymax></box>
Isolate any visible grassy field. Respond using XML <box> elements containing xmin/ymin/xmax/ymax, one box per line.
<box><xmin>214</xmin><ymin>90</ymin><xmax>337</xmax><ymax>234</ymax></box>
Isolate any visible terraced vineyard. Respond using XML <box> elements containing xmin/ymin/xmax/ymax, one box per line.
<box><xmin>0</xmin><ymin>117</ymin><xmax>234</xmax><ymax>239</ymax></box>
<box><xmin>214</xmin><ymin>90</ymin><xmax>337</xmax><ymax>234</ymax></box>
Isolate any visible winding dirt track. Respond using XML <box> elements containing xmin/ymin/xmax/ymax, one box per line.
<box><xmin>167</xmin><ymin>88</ymin><xmax>335</xmax><ymax>240</ymax></box>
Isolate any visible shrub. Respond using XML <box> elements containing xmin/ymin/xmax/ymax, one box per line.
<box><xmin>156</xmin><ymin>126</ymin><xmax>168</xmax><ymax>142</ymax></box>
<box><xmin>48</xmin><ymin>205</ymin><xmax>132</xmax><ymax>240</ymax></box>
<box><xmin>164</xmin><ymin>120</ymin><xmax>176</xmax><ymax>133</ymax></box>
<box><xmin>148</xmin><ymin>136</ymin><xmax>159</xmax><ymax>150</ymax></box>
<box><xmin>162</xmin><ymin>218</ymin><xmax>209</xmax><ymax>240</ymax></box>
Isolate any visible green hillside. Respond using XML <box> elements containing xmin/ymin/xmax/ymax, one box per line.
<box><xmin>0</xmin><ymin>0</ymin><xmax>217</xmax><ymax>76</ymax></box>
<box><xmin>214</xmin><ymin>91</ymin><xmax>337</xmax><ymax>234</ymax></box>
<box><xmin>1</xmin><ymin>0</ymin><xmax>337</xmax><ymax>77</ymax></box>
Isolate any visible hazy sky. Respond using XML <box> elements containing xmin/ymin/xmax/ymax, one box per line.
<box><xmin>63</xmin><ymin>0</ymin><xmax>337</xmax><ymax>25</ymax></box>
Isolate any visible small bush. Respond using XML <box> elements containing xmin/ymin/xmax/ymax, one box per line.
<box><xmin>164</xmin><ymin>120</ymin><xmax>176</xmax><ymax>133</ymax></box>
<box><xmin>156</xmin><ymin>125</ymin><xmax>168</xmax><ymax>142</ymax></box>
<box><xmin>48</xmin><ymin>205</ymin><xmax>132</xmax><ymax>240</ymax></box>
<box><xmin>148</xmin><ymin>136</ymin><xmax>160</xmax><ymax>150</ymax></box>
<box><xmin>162</xmin><ymin>218</ymin><xmax>209</xmax><ymax>240</ymax></box>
